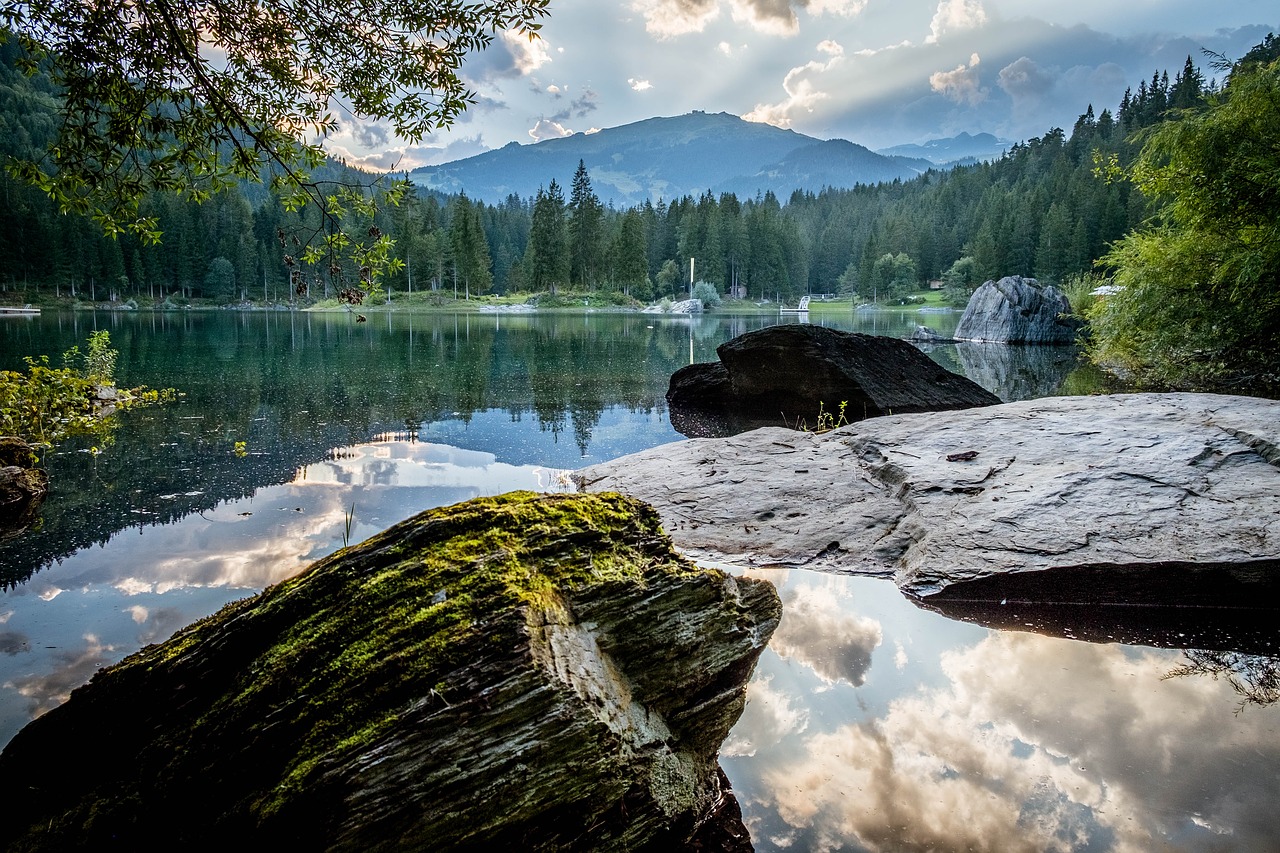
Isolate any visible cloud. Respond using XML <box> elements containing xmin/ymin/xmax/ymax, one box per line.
<box><xmin>746</xmin><ymin>632</ymin><xmax>1280</xmax><ymax>850</ymax></box>
<box><xmin>570</xmin><ymin>90</ymin><xmax>599</xmax><ymax>116</ymax></box>
<box><xmin>744</xmin><ymin>39</ymin><xmax>843</xmax><ymax>127</ymax></box>
<box><xmin>529</xmin><ymin>118</ymin><xmax>575</xmax><ymax>142</ymax></box>
<box><xmin>930</xmin><ymin>52</ymin><xmax>987</xmax><ymax>105</ymax></box>
<box><xmin>722</xmin><ymin>673</ymin><xmax>810</xmax><ymax>758</ymax></box>
<box><xmin>632</xmin><ymin>0</ymin><xmax>720</xmax><ymax>38</ymax></box>
<box><xmin>5</xmin><ymin>634</ymin><xmax>117</xmax><ymax>718</ymax></box>
<box><xmin>629</xmin><ymin>78</ymin><xmax>653</xmax><ymax>91</ymax></box>
<box><xmin>997</xmin><ymin>55</ymin><xmax>1054</xmax><ymax>99</ymax></box>
<box><xmin>926</xmin><ymin>0</ymin><xmax>988</xmax><ymax>44</ymax></box>
<box><xmin>769</xmin><ymin>583</ymin><xmax>882</xmax><ymax>686</ymax></box>
<box><xmin>0</xmin><ymin>630</ymin><xmax>30</xmax><ymax>655</ymax></box>
<box><xmin>730</xmin><ymin>0</ymin><xmax>868</xmax><ymax>36</ymax></box>
<box><xmin>635</xmin><ymin>0</ymin><xmax>865</xmax><ymax>38</ymax></box>
<box><xmin>502</xmin><ymin>28</ymin><xmax>553</xmax><ymax>75</ymax></box>
<box><xmin>463</xmin><ymin>27</ymin><xmax>552</xmax><ymax>82</ymax></box>
<box><xmin>349</xmin><ymin>122</ymin><xmax>391</xmax><ymax>150</ymax></box>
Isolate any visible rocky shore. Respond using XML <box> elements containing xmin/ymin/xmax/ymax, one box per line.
<box><xmin>577</xmin><ymin>393</ymin><xmax>1280</xmax><ymax>607</ymax></box>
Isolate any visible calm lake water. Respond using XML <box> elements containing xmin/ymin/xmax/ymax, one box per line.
<box><xmin>2</xmin><ymin>309</ymin><xmax>1276</xmax><ymax>851</ymax></box>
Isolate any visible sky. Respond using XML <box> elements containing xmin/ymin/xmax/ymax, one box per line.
<box><xmin>322</xmin><ymin>0</ymin><xmax>1277</xmax><ymax>172</ymax></box>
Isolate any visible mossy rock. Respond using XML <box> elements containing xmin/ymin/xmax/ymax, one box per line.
<box><xmin>0</xmin><ymin>491</ymin><xmax>780</xmax><ymax>851</ymax></box>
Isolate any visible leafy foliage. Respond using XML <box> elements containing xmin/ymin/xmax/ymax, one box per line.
<box><xmin>1089</xmin><ymin>53</ymin><xmax>1280</xmax><ymax>390</ymax></box>
<box><xmin>0</xmin><ymin>0</ymin><xmax>549</xmax><ymax>300</ymax></box>
<box><xmin>0</xmin><ymin>332</ymin><xmax>171</xmax><ymax>447</ymax></box>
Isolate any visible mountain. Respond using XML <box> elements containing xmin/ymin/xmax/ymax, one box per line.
<box><xmin>717</xmin><ymin>138</ymin><xmax>933</xmax><ymax>198</ymax></box>
<box><xmin>409</xmin><ymin>112</ymin><xmax>934</xmax><ymax>206</ymax></box>
<box><xmin>876</xmin><ymin>132</ymin><xmax>1011</xmax><ymax>166</ymax></box>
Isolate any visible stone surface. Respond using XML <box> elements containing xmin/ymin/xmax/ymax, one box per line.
<box><xmin>577</xmin><ymin>393</ymin><xmax>1280</xmax><ymax>607</ymax></box>
<box><xmin>666</xmin><ymin>324</ymin><xmax>1000</xmax><ymax>437</ymax></box>
<box><xmin>0</xmin><ymin>491</ymin><xmax>780</xmax><ymax>852</ymax></box>
<box><xmin>644</xmin><ymin>299</ymin><xmax>703</xmax><ymax>314</ymax></box>
<box><xmin>954</xmin><ymin>275</ymin><xmax>1084</xmax><ymax>344</ymax></box>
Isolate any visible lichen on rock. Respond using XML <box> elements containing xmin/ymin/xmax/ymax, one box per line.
<box><xmin>0</xmin><ymin>491</ymin><xmax>780</xmax><ymax>852</ymax></box>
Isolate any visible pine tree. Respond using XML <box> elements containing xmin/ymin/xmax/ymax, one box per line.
<box><xmin>525</xmin><ymin>182</ymin><xmax>569</xmax><ymax>294</ymax></box>
<box><xmin>568</xmin><ymin>161</ymin><xmax>603</xmax><ymax>288</ymax></box>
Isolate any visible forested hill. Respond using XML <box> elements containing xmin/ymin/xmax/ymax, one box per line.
<box><xmin>408</xmin><ymin>111</ymin><xmax>932</xmax><ymax>207</ymax></box>
<box><xmin>0</xmin><ymin>35</ymin><xmax>1223</xmax><ymax>308</ymax></box>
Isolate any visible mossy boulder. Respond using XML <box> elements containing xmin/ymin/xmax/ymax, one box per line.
<box><xmin>0</xmin><ymin>491</ymin><xmax>780</xmax><ymax>851</ymax></box>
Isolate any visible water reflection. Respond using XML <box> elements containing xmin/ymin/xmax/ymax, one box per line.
<box><xmin>0</xmin><ymin>437</ymin><xmax>569</xmax><ymax>744</ymax></box>
<box><xmin>951</xmin><ymin>342</ymin><xmax>1083</xmax><ymax>402</ymax></box>
<box><xmin>721</xmin><ymin>569</ymin><xmax>1280</xmax><ymax>852</ymax></box>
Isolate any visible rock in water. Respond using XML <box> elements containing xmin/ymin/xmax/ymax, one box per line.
<box><xmin>577</xmin><ymin>393</ymin><xmax>1280</xmax><ymax>608</ymax></box>
<box><xmin>954</xmin><ymin>275</ymin><xmax>1083</xmax><ymax>344</ymax></box>
<box><xmin>667</xmin><ymin>324</ymin><xmax>1000</xmax><ymax>436</ymax></box>
<box><xmin>0</xmin><ymin>491</ymin><xmax>780</xmax><ymax>852</ymax></box>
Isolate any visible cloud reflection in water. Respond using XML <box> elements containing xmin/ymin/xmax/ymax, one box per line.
<box><xmin>0</xmin><ymin>439</ymin><xmax>569</xmax><ymax>745</ymax></box>
<box><xmin>723</xmin><ymin>570</ymin><xmax>1280</xmax><ymax>852</ymax></box>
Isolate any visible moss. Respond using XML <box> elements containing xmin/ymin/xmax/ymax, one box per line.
<box><xmin>0</xmin><ymin>490</ymin><xmax>773</xmax><ymax>851</ymax></box>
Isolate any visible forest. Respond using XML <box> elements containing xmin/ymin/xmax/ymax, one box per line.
<box><xmin>0</xmin><ymin>32</ymin><xmax>1218</xmax><ymax>310</ymax></box>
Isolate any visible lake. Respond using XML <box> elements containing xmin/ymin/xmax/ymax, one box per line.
<box><xmin>2</xmin><ymin>309</ymin><xmax>1276</xmax><ymax>851</ymax></box>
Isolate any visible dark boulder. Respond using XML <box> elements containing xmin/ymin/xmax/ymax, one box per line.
<box><xmin>667</xmin><ymin>324</ymin><xmax>1000</xmax><ymax>436</ymax></box>
<box><xmin>0</xmin><ymin>491</ymin><xmax>780</xmax><ymax>852</ymax></box>
<box><xmin>954</xmin><ymin>275</ymin><xmax>1083</xmax><ymax>344</ymax></box>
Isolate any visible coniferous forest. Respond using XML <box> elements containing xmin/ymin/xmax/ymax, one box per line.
<box><xmin>0</xmin><ymin>36</ymin><xmax>1245</xmax><ymax>311</ymax></box>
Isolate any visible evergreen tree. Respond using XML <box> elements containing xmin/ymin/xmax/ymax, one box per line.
<box><xmin>567</xmin><ymin>161</ymin><xmax>604</xmax><ymax>288</ymax></box>
<box><xmin>525</xmin><ymin>182</ymin><xmax>569</xmax><ymax>294</ymax></box>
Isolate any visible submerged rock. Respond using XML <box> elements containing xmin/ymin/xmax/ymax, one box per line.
<box><xmin>0</xmin><ymin>491</ymin><xmax>780</xmax><ymax>851</ymax></box>
<box><xmin>954</xmin><ymin>275</ymin><xmax>1083</xmax><ymax>344</ymax></box>
<box><xmin>577</xmin><ymin>393</ymin><xmax>1280</xmax><ymax>608</ymax></box>
<box><xmin>667</xmin><ymin>324</ymin><xmax>1000</xmax><ymax>437</ymax></box>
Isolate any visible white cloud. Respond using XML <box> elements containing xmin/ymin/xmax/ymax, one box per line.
<box><xmin>770</xmin><ymin>582</ymin><xmax>882</xmax><ymax>686</ymax></box>
<box><xmin>744</xmin><ymin>39</ymin><xmax>844</xmax><ymax>127</ymax></box>
<box><xmin>529</xmin><ymin>118</ymin><xmax>574</xmax><ymax>141</ymax></box>
<box><xmin>718</xmin><ymin>41</ymin><xmax>734</xmax><ymax>55</ymax></box>
<box><xmin>926</xmin><ymin>0</ymin><xmax>988</xmax><ymax>44</ymax></box>
<box><xmin>722</xmin><ymin>673</ymin><xmax>810</xmax><ymax>758</ymax></box>
<box><xmin>930</xmin><ymin>52</ymin><xmax>987</xmax><ymax>105</ymax></box>
<box><xmin>632</xmin><ymin>0</ymin><xmax>720</xmax><ymax>38</ymax></box>
<box><xmin>997</xmin><ymin>55</ymin><xmax>1054</xmax><ymax>98</ymax></box>
<box><xmin>501</xmin><ymin>28</ymin><xmax>553</xmax><ymax>75</ymax></box>
<box><xmin>748</xmin><ymin>632</ymin><xmax>1280</xmax><ymax>851</ymax></box>
<box><xmin>635</xmin><ymin>0</ymin><xmax>866</xmax><ymax>39</ymax></box>
<box><xmin>629</xmin><ymin>78</ymin><xmax>654</xmax><ymax>91</ymax></box>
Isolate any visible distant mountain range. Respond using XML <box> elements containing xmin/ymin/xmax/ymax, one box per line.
<box><xmin>875</xmin><ymin>131</ymin><xmax>1012</xmax><ymax>166</ymax></box>
<box><xmin>408</xmin><ymin>112</ymin><xmax>994</xmax><ymax>207</ymax></box>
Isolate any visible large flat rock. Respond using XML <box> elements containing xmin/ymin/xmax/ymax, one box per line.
<box><xmin>576</xmin><ymin>394</ymin><xmax>1280</xmax><ymax>606</ymax></box>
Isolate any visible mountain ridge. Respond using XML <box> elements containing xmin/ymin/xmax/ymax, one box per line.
<box><xmin>409</xmin><ymin>112</ymin><xmax>948</xmax><ymax>206</ymax></box>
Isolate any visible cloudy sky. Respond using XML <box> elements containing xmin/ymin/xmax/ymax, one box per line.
<box><xmin>324</xmin><ymin>0</ymin><xmax>1276</xmax><ymax>171</ymax></box>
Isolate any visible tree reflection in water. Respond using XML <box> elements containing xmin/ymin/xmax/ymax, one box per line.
<box><xmin>1166</xmin><ymin>649</ymin><xmax>1280</xmax><ymax>711</ymax></box>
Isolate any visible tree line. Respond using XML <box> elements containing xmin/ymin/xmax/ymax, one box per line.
<box><xmin>0</xmin><ymin>40</ymin><xmax>1224</xmax><ymax>307</ymax></box>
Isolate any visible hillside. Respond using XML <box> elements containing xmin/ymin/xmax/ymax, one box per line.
<box><xmin>410</xmin><ymin>112</ymin><xmax>931</xmax><ymax>205</ymax></box>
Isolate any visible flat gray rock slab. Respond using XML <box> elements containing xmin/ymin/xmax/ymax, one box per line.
<box><xmin>576</xmin><ymin>393</ymin><xmax>1280</xmax><ymax>603</ymax></box>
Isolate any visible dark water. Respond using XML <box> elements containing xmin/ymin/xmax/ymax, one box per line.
<box><xmin>1</xmin><ymin>309</ymin><xmax>1274</xmax><ymax>851</ymax></box>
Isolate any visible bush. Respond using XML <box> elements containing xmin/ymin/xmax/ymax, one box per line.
<box><xmin>691</xmin><ymin>281</ymin><xmax>721</xmax><ymax>308</ymax></box>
